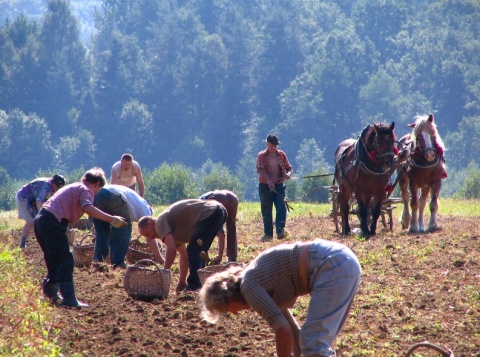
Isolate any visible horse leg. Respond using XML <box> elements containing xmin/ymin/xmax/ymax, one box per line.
<box><xmin>409</xmin><ymin>186</ymin><xmax>420</xmax><ymax>233</ymax></box>
<box><xmin>418</xmin><ymin>187</ymin><xmax>430</xmax><ymax>232</ymax></box>
<box><xmin>369</xmin><ymin>200</ymin><xmax>382</xmax><ymax>236</ymax></box>
<box><xmin>428</xmin><ymin>181</ymin><xmax>442</xmax><ymax>232</ymax></box>
<box><xmin>356</xmin><ymin>196</ymin><xmax>370</xmax><ymax>237</ymax></box>
<box><xmin>339</xmin><ymin>187</ymin><xmax>351</xmax><ymax>235</ymax></box>
<box><xmin>399</xmin><ymin>175</ymin><xmax>411</xmax><ymax>230</ymax></box>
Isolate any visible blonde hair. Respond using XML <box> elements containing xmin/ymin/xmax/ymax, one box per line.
<box><xmin>198</xmin><ymin>266</ymin><xmax>244</xmax><ymax>324</ymax></box>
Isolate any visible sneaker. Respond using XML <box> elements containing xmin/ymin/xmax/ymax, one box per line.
<box><xmin>260</xmin><ymin>234</ymin><xmax>273</xmax><ymax>242</ymax></box>
<box><xmin>277</xmin><ymin>231</ymin><xmax>288</xmax><ymax>239</ymax></box>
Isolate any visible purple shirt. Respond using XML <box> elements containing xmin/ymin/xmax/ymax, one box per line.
<box><xmin>17</xmin><ymin>178</ymin><xmax>55</xmax><ymax>204</ymax></box>
<box><xmin>43</xmin><ymin>183</ymin><xmax>94</xmax><ymax>223</ymax></box>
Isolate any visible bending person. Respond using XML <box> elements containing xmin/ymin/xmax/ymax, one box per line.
<box><xmin>34</xmin><ymin>168</ymin><xmax>128</xmax><ymax>307</ymax></box>
<box><xmin>199</xmin><ymin>239</ymin><xmax>361</xmax><ymax>357</ymax></box>
<box><xmin>16</xmin><ymin>174</ymin><xmax>66</xmax><ymax>249</ymax></box>
<box><xmin>199</xmin><ymin>190</ymin><xmax>238</xmax><ymax>262</ymax></box>
<box><xmin>93</xmin><ymin>184</ymin><xmax>155</xmax><ymax>268</ymax></box>
<box><xmin>138</xmin><ymin>199</ymin><xmax>227</xmax><ymax>292</ymax></box>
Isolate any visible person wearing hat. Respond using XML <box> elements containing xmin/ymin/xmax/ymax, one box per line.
<box><xmin>16</xmin><ymin>174</ymin><xmax>66</xmax><ymax>249</ymax></box>
<box><xmin>256</xmin><ymin>134</ymin><xmax>293</xmax><ymax>241</ymax></box>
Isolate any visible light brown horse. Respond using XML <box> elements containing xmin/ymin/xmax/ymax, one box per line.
<box><xmin>397</xmin><ymin>114</ymin><xmax>446</xmax><ymax>233</ymax></box>
<box><xmin>334</xmin><ymin>122</ymin><xmax>397</xmax><ymax>237</ymax></box>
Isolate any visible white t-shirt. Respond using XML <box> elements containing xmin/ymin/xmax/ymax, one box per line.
<box><xmin>111</xmin><ymin>160</ymin><xmax>141</xmax><ymax>188</ymax></box>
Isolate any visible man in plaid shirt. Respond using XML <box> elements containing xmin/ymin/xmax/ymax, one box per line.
<box><xmin>256</xmin><ymin>134</ymin><xmax>293</xmax><ymax>241</ymax></box>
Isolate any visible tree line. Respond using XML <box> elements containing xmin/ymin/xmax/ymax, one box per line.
<box><xmin>0</xmin><ymin>0</ymin><xmax>479</xmax><ymax>202</ymax></box>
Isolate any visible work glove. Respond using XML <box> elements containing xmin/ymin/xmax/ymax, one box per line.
<box><xmin>111</xmin><ymin>216</ymin><xmax>128</xmax><ymax>228</ymax></box>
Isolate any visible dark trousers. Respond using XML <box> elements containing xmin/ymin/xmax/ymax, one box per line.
<box><xmin>186</xmin><ymin>206</ymin><xmax>228</xmax><ymax>290</ymax></box>
<box><xmin>34</xmin><ymin>209</ymin><xmax>73</xmax><ymax>284</ymax></box>
<box><xmin>259</xmin><ymin>182</ymin><xmax>287</xmax><ymax>236</ymax></box>
<box><xmin>93</xmin><ymin>188</ymin><xmax>132</xmax><ymax>266</ymax></box>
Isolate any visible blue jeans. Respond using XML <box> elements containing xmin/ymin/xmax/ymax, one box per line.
<box><xmin>259</xmin><ymin>183</ymin><xmax>287</xmax><ymax>236</ymax></box>
<box><xmin>93</xmin><ymin>188</ymin><xmax>132</xmax><ymax>266</ymax></box>
<box><xmin>186</xmin><ymin>206</ymin><xmax>227</xmax><ymax>290</ymax></box>
<box><xmin>301</xmin><ymin>240</ymin><xmax>361</xmax><ymax>357</ymax></box>
<box><xmin>34</xmin><ymin>209</ymin><xmax>73</xmax><ymax>284</ymax></box>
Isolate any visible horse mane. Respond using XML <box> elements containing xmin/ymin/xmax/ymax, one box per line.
<box><xmin>411</xmin><ymin>115</ymin><xmax>445</xmax><ymax>151</ymax></box>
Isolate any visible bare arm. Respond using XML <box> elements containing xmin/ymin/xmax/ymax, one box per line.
<box><xmin>216</xmin><ymin>231</ymin><xmax>225</xmax><ymax>261</ymax></box>
<box><xmin>162</xmin><ymin>233</ymin><xmax>178</xmax><ymax>270</ymax></box>
<box><xmin>257</xmin><ymin>168</ymin><xmax>275</xmax><ymax>189</ymax></box>
<box><xmin>83</xmin><ymin>204</ymin><xmax>116</xmax><ymax>223</ymax></box>
<box><xmin>275</xmin><ymin>324</ymin><xmax>294</xmax><ymax>357</ymax></box>
<box><xmin>282</xmin><ymin>309</ymin><xmax>301</xmax><ymax>357</ymax></box>
<box><xmin>111</xmin><ymin>168</ymin><xmax>119</xmax><ymax>185</ymax></box>
<box><xmin>136</xmin><ymin>169</ymin><xmax>145</xmax><ymax>197</ymax></box>
<box><xmin>146</xmin><ymin>238</ymin><xmax>165</xmax><ymax>265</ymax></box>
<box><xmin>176</xmin><ymin>244</ymin><xmax>188</xmax><ymax>292</ymax></box>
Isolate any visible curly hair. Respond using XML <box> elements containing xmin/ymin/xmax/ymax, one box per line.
<box><xmin>198</xmin><ymin>266</ymin><xmax>245</xmax><ymax>324</ymax></box>
<box><xmin>82</xmin><ymin>167</ymin><xmax>107</xmax><ymax>187</ymax></box>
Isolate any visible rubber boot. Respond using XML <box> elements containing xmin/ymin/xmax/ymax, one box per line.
<box><xmin>59</xmin><ymin>281</ymin><xmax>89</xmax><ymax>307</ymax></box>
<box><xmin>42</xmin><ymin>278</ymin><xmax>62</xmax><ymax>302</ymax></box>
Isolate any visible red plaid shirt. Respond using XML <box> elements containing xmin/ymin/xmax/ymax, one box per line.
<box><xmin>256</xmin><ymin>149</ymin><xmax>293</xmax><ymax>184</ymax></box>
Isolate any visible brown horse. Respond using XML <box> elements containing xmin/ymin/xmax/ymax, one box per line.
<box><xmin>334</xmin><ymin>122</ymin><xmax>397</xmax><ymax>237</ymax></box>
<box><xmin>397</xmin><ymin>114</ymin><xmax>446</xmax><ymax>233</ymax></box>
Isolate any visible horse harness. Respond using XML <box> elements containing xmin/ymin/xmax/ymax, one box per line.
<box><xmin>335</xmin><ymin>136</ymin><xmax>393</xmax><ymax>191</ymax></box>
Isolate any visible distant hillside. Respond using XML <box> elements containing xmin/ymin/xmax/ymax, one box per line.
<box><xmin>0</xmin><ymin>0</ymin><xmax>100</xmax><ymax>43</ymax></box>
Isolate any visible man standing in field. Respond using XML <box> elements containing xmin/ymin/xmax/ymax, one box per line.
<box><xmin>111</xmin><ymin>153</ymin><xmax>145</xmax><ymax>197</ymax></box>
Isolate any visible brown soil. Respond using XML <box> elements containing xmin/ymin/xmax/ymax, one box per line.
<box><xmin>22</xmin><ymin>213</ymin><xmax>479</xmax><ymax>357</ymax></box>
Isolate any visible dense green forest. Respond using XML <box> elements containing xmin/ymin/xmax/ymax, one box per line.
<box><xmin>1</xmin><ymin>0</ymin><xmax>479</xmax><ymax>201</ymax></box>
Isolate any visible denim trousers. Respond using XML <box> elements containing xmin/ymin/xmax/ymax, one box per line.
<box><xmin>93</xmin><ymin>189</ymin><xmax>132</xmax><ymax>266</ymax></box>
<box><xmin>34</xmin><ymin>209</ymin><xmax>74</xmax><ymax>284</ymax></box>
<box><xmin>258</xmin><ymin>182</ymin><xmax>287</xmax><ymax>236</ymax></box>
<box><xmin>186</xmin><ymin>206</ymin><xmax>227</xmax><ymax>290</ymax></box>
<box><xmin>301</xmin><ymin>240</ymin><xmax>361</xmax><ymax>357</ymax></box>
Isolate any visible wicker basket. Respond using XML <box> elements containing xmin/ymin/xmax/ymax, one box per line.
<box><xmin>198</xmin><ymin>262</ymin><xmax>244</xmax><ymax>285</ymax></box>
<box><xmin>124</xmin><ymin>259</ymin><xmax>171</xmax><ymax>301</ymax></box>
<box><xmin>126</xmin><ymin>235</ymin><xmax>166</xmax><ymax>264</ymax></box>
<box><xmin>73</xmin><ymin>234</ymin><xmax>95</xmax><ymax>268</ymax></box>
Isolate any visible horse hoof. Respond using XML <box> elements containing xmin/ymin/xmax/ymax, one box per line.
<box><xmin>428</xmin><ymin>226</ymin><xmax>441</xmax><ymax>233</ymax></box>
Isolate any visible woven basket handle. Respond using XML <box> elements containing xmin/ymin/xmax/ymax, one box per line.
<box><xmin>79</xmin><ymin>234</ymin><xmax>95</xmax><ymax>246</ymax></box>
<box><xmin>135</xmin><ymin>234</ymin><xmax>145</xmax><ymax>243</ymax></box>
<box><xmin>132</xmin><ymin>259</ymin><xmax>163</xmax><ymax>271</ymax></box>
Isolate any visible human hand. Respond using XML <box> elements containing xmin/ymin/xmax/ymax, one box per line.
<box><xmin>111</xmin><ymin>216</ymin><xmax>128</xmax><ymax>228</ymax></box>
<box><xmin>176</xmin><ymin>282</ymin><xmax>187</xmax><ymax>293</ymax></box>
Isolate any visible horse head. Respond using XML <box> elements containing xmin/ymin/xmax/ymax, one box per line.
<box><xmin>368</xmin><ymin>122</ymin><xmax>397</xmax><ymax>170</ymax></box>
<box><xmin>410</xmin><ymin>114</ymin><xmax>445</xmax><ymax>162</ymax></box>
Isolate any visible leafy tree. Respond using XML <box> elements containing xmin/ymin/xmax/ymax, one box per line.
<box><xmin>0</xmin><ymin>15</ymin><xmax>42</xmax><ymax>113</ymax></box>
<box><xmin>36</xmin><ymin>0</ymin><xmax>90</xmax><ymax>138</ymax></box>
<box><xmin>0</xmin><ymin>167</ymin><xmax>15</xmax><ymax>210</ymax></box>
<box><xmin>144</xmin><ymin>163</ymin><xmax>198</xmax><ymax>205</ymax></box>
<box><xmin>53</xmin><ymin>129</ymin><xmax>97</xmax><ymax>173</ymax></box>
<box><xmin>197</xmin><ymin>160</ymin><xmax>244</xmax><ymax>199</ymax></box>
<box><xmin>454</xmin><ymin>162</ymin><xmax>480</xmax><ymax>199</ymax></box>
<box><xmin>0</xmin><ymin>109</ymin><xmax>54</xmax><ymax>178</ymax></box>
<box><xmin>443</xmin><ymin>115</ymin><xmax>480</xmax><ymax>171</ymax></box>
